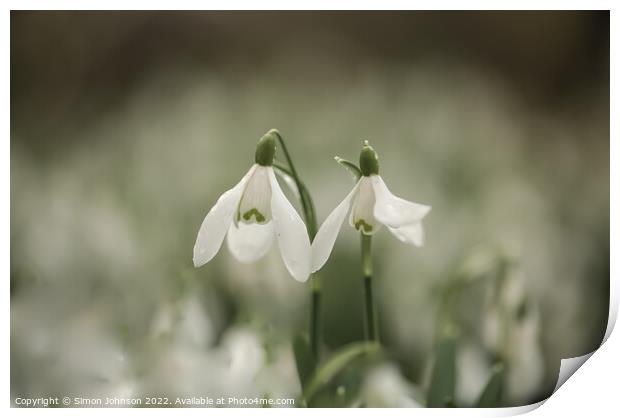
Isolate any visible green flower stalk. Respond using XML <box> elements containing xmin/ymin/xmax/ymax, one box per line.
<box><xmin>359</xmin><ymin>142</ymin><xmax>379</xmax><ymax>340</ymax></box>
<box><xmin>268</xmin><ymin>130</ymin><xmax>322</xmax><ymax>360</ymax></box>
<box><xmin>361</xmin><ymin>233</ymin><xmax>377</xmax><ymax>341</ymax></box>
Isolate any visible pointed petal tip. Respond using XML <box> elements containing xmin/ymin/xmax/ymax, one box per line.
<box><xmin>192</xmin><ymin>254</ymin><xmax>205</xmax><ymax>268</ymax></box>
<box><xmin>293</xmin><ymin>272</ymin><xmax>311</xmax><ymax>283</ymax></box>
<box><xmin>311</xmin><ymin>182</ymin><xmax>360</xmax><ymax>273</ymax></box>
<box><xmin>371</xmin><ymin>176</ymin><xmax>431</xmax><ymax>227</ymax></box>
<box><xmin>267</xmin><ymin>168</ymin><xmax>312</xmax><ymax>282</ymax></box>
<box><xmin>191</xmin><ymin>166</ymin><xmax>255</xmax><ymax>270</ymax></box>
<box><xmin>388</xmin><ymin>221</ymin><xmax>426</xmax><ymax>247</ymax></box>
<box><xmin>310</xmin><ymin>255</ymin><xmax>325</xmax><ymax>274</ymax></box>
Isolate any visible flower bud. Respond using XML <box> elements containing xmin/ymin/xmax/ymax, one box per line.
<box><xmin>255</xmin><ymin>129</ymin><xmax>278</xmax><ymax>166</ymax></box>
<box><xmin>359</xmin><ymin>140</ymin><xmax>379</xmax><ymax>176</ymax></box>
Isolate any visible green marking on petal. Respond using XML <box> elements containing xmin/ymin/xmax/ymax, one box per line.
<box><xmin>354</xmin><ymin>219</ymin><xmax>373</xmax><ymax>233</ymax></box>
<box><xmin>242</xmin><ymin>208</ymin><xmax>266</xmax><ymax>223</ymax></box>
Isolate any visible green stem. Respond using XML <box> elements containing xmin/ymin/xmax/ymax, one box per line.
<box><xmin>310</xmin><ymin>284</ymin><xmax>321</xmax><ymax>358</ymax></box>
<box><xmin>272</xmin><ymin>161</ymin><xmax>317</xmax><ymax>239</ymax></box>
<box><xmin>361</xmin><ymin>234</ymin><xmax>378</xmax><ymax>342</ymax></box>
<box><xmin>272</xmin><ymin>131</ymin><xmax>322</xmax><ymax>360</ymax></box>
<box><xmin>272</xmin><ymin>131</ymin><xmax>316</xmax><ymax>239</ymax></box>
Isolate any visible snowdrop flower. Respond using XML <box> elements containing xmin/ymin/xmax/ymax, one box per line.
<box><xmin>193</xmin><ymin>130</ymin><xmax>311</xmax><ymax>282</ymax></box>
<box><xmin>312</xmin><ymin>141</ymin><xmax>431</xmax><ymax>272</ymax></box>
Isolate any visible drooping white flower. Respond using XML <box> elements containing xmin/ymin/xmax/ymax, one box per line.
<box><xmin>311</xmin><ymin>142</ymin><xmax>431</xmax><ymax>272</ymax></box>
<box><xmin>193</xmin><ymin>131</ymin><xmax>311</xmax><ymax>282</ymax></box>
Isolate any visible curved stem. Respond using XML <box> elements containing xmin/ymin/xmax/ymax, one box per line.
<box><xmin>273</xmin><ymin>131</ymin><xmax>317</xmax><ymax>239</ymax></box>
<box><xmin>273</xmin><ymin>161</ymin><xmax>316</xmax><ymax>231</ymax></box>
<box><xmin>361</xmin><ymin>234</ymin><xmax>378</xmax><ymax>342</ymax></box>
<box><xmin>272</xmin><ymin>131</ymin><xmax>322</xmax><ymax>360</ymax></box>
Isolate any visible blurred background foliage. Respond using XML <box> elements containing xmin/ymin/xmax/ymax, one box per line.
<box><xmin>11</xmin><ymin>11</ymin><xmax>609</xmax><ymax>407</ymax></box>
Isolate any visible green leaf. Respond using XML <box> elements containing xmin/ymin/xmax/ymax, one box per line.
<box><xmin>427</xmin><ymin>327</ymin><xmax>458</xmax><ymax>407</ymax></box>
<box><xmin>334</xmin><ymin>156</ymin><xmax>362</xmax><ymax>181</ymax></box>
<box><xmin>292</xmin><ymin>333</ymin><xmax>316</xmax><ymax>392</ymax></box>
<box><xmin>475</xmin><ymin>363</ymin><xmax>505</xmax><ymax>407</ymax></box>
<box><xmin>303</xmin><ymin>341</ymin><xmax>380</xmax><ymax>403</ymax></box>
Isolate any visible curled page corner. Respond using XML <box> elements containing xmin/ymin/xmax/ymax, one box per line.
<box><xmin>538</xmin><ymin>283</ymin><xmax>617</xmax><ymax>409</ymax></box>
<box><xmin>494</xmin><ymin>399</ymin><xmax>545</xmax><ymax>416</ymax></box>
<box><xmin>546</xmin><ymin>291</ymin><xmax>616</xmax><ymax>400</ymax></box>
<box><xmin>494</xmin><ymin>351</ymin><xmax>599</xmax><ymax>416</ymax></box>
<box><xmin>491</xmin><ymin>282</ymin><xmax>617</xmax><ymax>415</ymax></box>
<box><xmin>553</xmin><ymin>352</ymin><xmax>595</xmax><ymax>393</ymax></box>
<box><xmin>546</xmin><ymin>275</ymin><xmax>619</xmax><ymax>400</ymax></box>
<box><xmin>551</xmin><ymin>280</ymin><xmax>618</xmax><ymax>396</ymax></box>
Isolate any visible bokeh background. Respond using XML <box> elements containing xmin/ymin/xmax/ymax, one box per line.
<box><xmin>11</xmin><ymin>11</ymin><xmax>609</xmax><ymax>407</ymax></box>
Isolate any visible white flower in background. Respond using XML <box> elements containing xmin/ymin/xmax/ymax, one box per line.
<box><xmin>359</xmin><ymin>363</ymin><xmax>423</xmax><ymax>407</ymax></box>
<box><xmin>12</xmin><ymin>300</ymin><xmax>136</xmax><ymax>402</ymax></box>
<box><xmin>312</xmin><ymin>141</ymin><xmax>431</xmax><ymax>272</ymax></box>
<box><xmin>220</xmin><ymin>327</ymin><xmax>266</xmax><ymax>378</ymax></box>
<box><xmin>150</xmin><ymin>295</ymin><xmax>214</xmax><ymax>348</ymax></box>
<box><xmin>455</xmin><ymin>341</ymin><xmax>491</xmax><ymax>405</ymax></box>
<box><xmin>193</xmin><ymin>131</ymin><xmax>311</xmax><ymax>282</ymax></box>
<box><xmin>483</xmin><ymin>267</ymin><xmax>545</xmax><ymax>404</ymax></box>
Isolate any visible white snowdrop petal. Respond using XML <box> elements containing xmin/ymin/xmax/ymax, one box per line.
<box><xmin>388</xmin><ymin>222</ymin><xmax>424</xmax><ymax>247</ymax></box>
<box><xmin>226</xmin><ymin>222</ymin><xmax>274</xmax><ymax>263</ymax></box>
<box><xmin>311</xmin><ymin>180</ymin><xmax>360</xmax><ymax>272</ymax></box>
<box><xmin>193</xmin><ymin>165</ymin><xmax>256</xmax><ymax>267</ymax></box>
<box><xmin>371</xmin><ymin>175</ymin><xmax>431</xmax><ymax>228</ymax></box>
<box><xmin>237</xmin><ymin>166</ymin><xmax>272</xmax><ymax>224</ymax></box>
<box><xmin>267</xmin><ymin>168</ymin><xmax>312</xmax><ymax>282</ymax></box>
<box><xmin>349</xmin><ymin>176</ymin><xmax>379</xmax><ymax>235</ymax></box>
